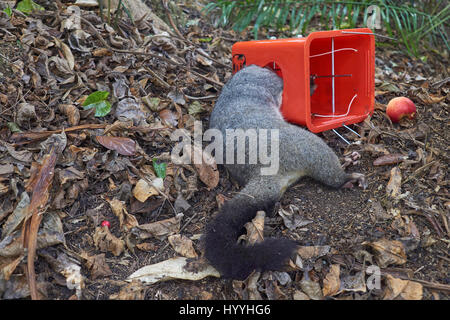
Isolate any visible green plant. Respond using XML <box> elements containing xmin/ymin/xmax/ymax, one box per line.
<box><xmin>205</xmin><ymin>0</ymin><xmax>449</xmax><ymax>57</ymax></box>
<box><xmin>3</xmin><ymin>5</ymin><xmax>12</xmax><ymax>17</ymax></box>
<box><xmin>152</xmin><ymin>159</ymin><xmax>167</xmax><ymax>179</ymax></box>
<box><xmin>98</xmin><ymin>0</ymin><xmax>132</xmax><ymax>26</ymax></box>
<box><xmin>16</xmin><ymin>0</ymin><xmax>44</xmax><ymax>14</ymax></box>
<box><xmin>82</xmin><ymin>91</ymin><xmax>112</xmax><ymax>117</ymax></box>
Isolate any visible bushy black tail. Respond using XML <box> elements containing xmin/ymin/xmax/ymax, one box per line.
<box><xmin>203</xmin><ymin>195</ymin><xmax>298</xmax><ymax>280</ymax></box>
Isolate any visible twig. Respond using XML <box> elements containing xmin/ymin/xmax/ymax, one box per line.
<box><xmin>184</xmin><ymin>94</ymin><xmax>217</xmax><ymax>100</ymax></box>
<box><xmin>143</xmin><ymin>66</ymin><xmax>171</xmax><ymax>88</ymax></box>
<box><xmin>161</xmin><ymin>0</ymin><xmax>184</xmax><ymax>40</ymax></box>
<box><xmin>395</xmin><ymin>276</ymin><xmax>450</xmax><ymax>293</ymax></box>
<box><xmin>402</xmin><ymin>160</ymin><xmax>437</xmax><ymax>185</ymax></box>
<box><xmin>10</xmin><ymin>123</ymin><xmax>108</xmax><ymax>145</ymax></box>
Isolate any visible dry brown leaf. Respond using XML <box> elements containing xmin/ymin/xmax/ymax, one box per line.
<box><xmin>93</xmin><ymin>226</ymin><xmax>125</xmax><ymax>256</ymax></box>
<box><xmin>16</xmin><ymin>102</ymin><xmax>37</xmax><ymax>126</ymax></box>
<box><xmin>136</xmin><ymin>242</ymin><xmax>158</xmax><ymax>252</ymax></box>
<box><xmin>159</xmin><ymin>109</ymin><xmax>179</xmax><ymax>127</ymax></box>
<box><xmin>1</xmin><ymin>256</ymin><xmax>24</xmax><ymax>281</ymax></box>
<box><xmin>132</xmin><ymin>179</ymin><xmax>159</xmax><ymax>202</ymax></box>
<box><xmin>373</xmin><ymin>154</ymin><xmax>408</xmax><ymax>166</ymax></box>
<box><xmin>363</xmin><ymin>238</ymin><xmax>407</xmax><ymax>268</ymax></box>
<box><xmin>2</xmin><ymin>192</ymin><xmax>29</xmax><ymax>237</ymax></box>
<box><xmin>383</xmin><ymin>274</ymin><xmax>423</xmax><ymax>300</ymax></box>
<box><xmin>132</xmin><ymin>213</ymin><xmax>183</xmax><ymax>240</ymax></box>
<box><xmin>192</xmin><ymin>145</ymin><xmax>219</xmax><ymax>190</ymax></box>
<box><xmin>300</xmin><ymin>276</ymin><xmax>323</xmax><ymax>300</ymax></box>
<box><xmin>168</xmin><ymin>234</ymin><xmax>198</xmax><ymax>258</ymax></box>
<box><xmin>106</xmin><ymin>198</ymin><xmax>138</xmax><ymax>231</ymax></box>
<box><xmin>386</xmin><ymin>167</ymin><xmax>402</xmax><ymax>198</ymax></box>
<box><xmin>4</xmin><ymin>142</ymin><xmax>33</xmax><ymax>162</ymax></box>
<box><xmin>322</xmin><ymin>264</ymin><xmax>341</xmax><ymax>297</ymax></box>
<box><xmin>58</xmin><ymin>104</ymin><xmax>80</xmax><ymax>126</ymax></box>
<box><xmin>96</xmin><ymin>136</ymin><xmax>136</xmax><ymax>156</ymax></box>
<box><xmin>80</xmin><ymin>252</ymin><xmax>112</xmax><ymax>280</ymax></box>
<box><xmin>340</xmin><ymin>271</ymin><xmax>367</xmax><ymax>293</ymax></box>
<box><xmin>296</xmin><ymin>246</ymin><xmax>331</xmax><ymax>260</ymax></box>
<box><xmin>110</xmin><ymin>280</ymin><xmax>146</xmax><ymax>300</ymax></box>
<box><xmin>293</xmin><ymin>290</ymin><xmax>310</xmax><ymax>300</ymax></box>
<box><xmin>0</xmin><ymin>164</ymin><xmax>14</xmax><ymax>175</ymax></box>
<box><xmin>363</xmin><ymin>144</ymin><xmax>390</xmax><ymax>155</ymax></box>
<box><xmin>57</xmin><ymin>166</ymin><xmax>85</xmax><ymax>185</ymax></box>
<box><xmin>92</xmin><ymin>47</ymin><xmax>112</xmax><ymax>57</ymax></box>
<box><xmin>22</xmin><ymin>133</ymin><xmax>66</xmax><ymax>300</ymax></box>
<box><xmin>240</xmin><ymin>211</ymin><xmax>265</xmax><ymax>244</ymax></box>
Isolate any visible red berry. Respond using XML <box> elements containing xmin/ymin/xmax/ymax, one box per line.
<box><xmin>101</xmin><ymin>220</ymin><xmax>111</xmax><ymax>228</ymax></box>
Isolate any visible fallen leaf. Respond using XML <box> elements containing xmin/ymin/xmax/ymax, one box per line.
<box><xmin>363</xmin><ymin>144</ymin><xmax>390</xmax><ymax>155</ymax></box>
<box><xmin>0</xmin><ymin>212</ymin><xmax>65</xmax><ymax>258</ymax></box>
<box><xmin>293</xmin><ymin>290</ymin><xmax>310</xmax><ymax>300</ymax></box>
<box><xmin>57</xmin><ymin>166</ymin><xmax>85</xmax><ymax>185</ymax></box>
<box><xmin>159</xmin><ymin>109</ymin><xmax>179</xmax><ymax>127</ymax></box>
<box><xmin>2</xmin><ymin>192</ymin><xmax>29</xmax><ymax>237</ymax></box>
<box><xmin>278</xmin><ymin>204</ymin><xmax>313</xmax><ymax>230</ymax></box>
<box><xmin>363</xmin><ymin>238</ymin><xmax>407</xmax><ymax>268</ymax></box>
<box><xmin>0</xmin><ymin>164</ymin><xmax>14</xmax><ymax>175</ymax></box>
<box><xmin>188</xmin><ymin>101</ymin><xmax>205</xmax><ymax>115</ymax></box>
<box><xmin>378</xmin><ymin>82</ymin><xmax>401</xmax><ymax>92</ymax></box>
<box><xmin>300</xmin><ymin>276</ymin><xmax>323</xmax><ymax>300</ymax></box>
<box><xmin>296</xmin><ymin>246</ymin><xmax>331</xmax><ymax>260</ymax></box>
<box><xmin>168</xmin><ymin>234</ymin><xmax>198</xmax><ymax>258</ymax></box>
<box><xmin>132</xmin><ymin>179</ymin><xmax>159</xmax><ymax>202</ymax></box>
<box><xmin>96</xmin><ymin>136</ymin><xmax>136</xmax><ymax>156</ymax></box>
<box><xmin>16</xmin><ymin>102</ymin><xmax>37</xmax><ymax>126</ymax></box>
<box><xmin>373</xmin><ymin>154</ymin><xmax>408</xmax><ymax>166</ymax></box>
<box><xmin>386</xmin><ymin>167</ymin><xmax>402</xmax><ymax>198</ymax></box>
<box><xmin>58</xmin><ymin>104</ymin><xmax>80</xmax><ymax>126</ymax></box>
<box><xmin>174</xmin><ymin>194</ymin><xmax>191</xmax><ymax>213</ymax></box>
<box><xmin>383</xmin><ymin>274</ymin><xmax>423</xmax><ymax>300</ymax></box>
<box><xmin>340</xmin><ymin>271</ymin><xmax>367</xmax><ymax>293</ymax></box>
<box><xmin>80</xmin><ymin>252</ymin><xmax>112</xmax><ymax>280</ymax></box>
<box><xmin>110</xmin><ymin>280</ymin><xmax>146</xmax><ymax>300</ymax></box>
<box><xmin>54</xmin><ymin>37</ymin><xmax>75</xmax><ymax>70</ymax></box>
<box><xmin>167</xmin><ymin>89</ymin><xmax>186</xmax><ymax>105</ymax></box>
<box><xmin>239</xmin><ymin>211</ymin><xmax>265</xmax><ymax>244</ymax></box>
<box><xmin>322</xmin><ymin>264</ymin><xmax>341</xmax><ymax>297</ymax></box>
<box><xmin>93</xmin><ymin>225</ymin><xmax>125</xmax><ymax>256</ymax></box>
<box><xmin>127</xmin><ymin>256</ymin><xmax>220</xmax><ymax>284</ymax></box>
<box><xmin>106</xmin><ymin>198</ymin><xmax>138</xmax><ymax>231</ymax></box>
<box><xmin>192</xmin><ymin>145</ymin><xmax>219</xmax><ymax>190</ymax></box>
<box><xmin>57</xmin><ymin>253</ymin><xmax>84</xmax><ymax>299</ymax></box>
<box><xmin>369</xmin><ymin>200</ymin><xmax>391</xmax><ymax>221</ymax></box>
<box><xmin>4</xmin><ymin>142</ymin><xmax>33</xmax><ymax>162</ymax></box>
<box><xmin>136</xmin><ymin>242</ymin><xmax>158</xmax><ymax>252</ymax></box>
<box><xmin>1</xmin><ymin>255</ymin><xmax>24</xmax><ymax>281</ymax></box>
<box><xmin>23</xmin><ymin>133</ymin><xmax>66</xmax><ymax>300</ymax></box>
<box><xmin>132</xmin><ymin>213</ymin><xmax>183</xmax><ymax>240</ymax></box>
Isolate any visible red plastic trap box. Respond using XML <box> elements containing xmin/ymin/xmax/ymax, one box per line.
<box><xmin>232</xmin><ymin>28</ymin><xmax>375</xmax><ymax>133</ymax></box>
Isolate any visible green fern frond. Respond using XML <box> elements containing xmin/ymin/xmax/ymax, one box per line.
<box><xmin>205</xmin><ymin>0</ymin><xmax>449</xmax><ymax>57</ymax></box>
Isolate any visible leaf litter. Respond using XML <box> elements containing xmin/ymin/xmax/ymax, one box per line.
<box><xmin>0</xmin><ymin>1</ymin><xmax>448</xmax><ymax>300</ymax></box>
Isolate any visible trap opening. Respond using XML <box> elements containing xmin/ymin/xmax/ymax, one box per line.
<box><xmin>231</xmin><ymin>28</ymin><xmax>375</xmax><ymax>133</ymax></box>
<box><xmin>308</xmin><ymin>33</ymin><xmax>373</xmax><ymax>131</ymax></box>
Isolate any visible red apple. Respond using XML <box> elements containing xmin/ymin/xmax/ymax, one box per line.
<box><xmin>386</xmin><ymin>97</ymin><xmax>417</xmax><ymax>123</ymax></box>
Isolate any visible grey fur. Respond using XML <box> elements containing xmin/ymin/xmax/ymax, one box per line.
<box><xmin>204</xmin><ymin>65</ymin><xmax>365</xmax><ymax>279</ymax></box>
